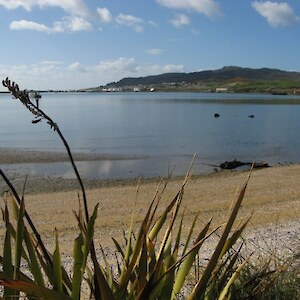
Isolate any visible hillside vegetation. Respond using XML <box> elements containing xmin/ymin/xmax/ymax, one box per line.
<box><xmin>88</xmin><ymin>66</ymin><xmax>300</xmax><ymax>94</ymax></box>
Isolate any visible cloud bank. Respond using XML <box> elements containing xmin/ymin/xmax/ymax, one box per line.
<box><xmin>1</xmin><ymin>58</ymin><xmax>185</xmax><ymax>90</ymax></box>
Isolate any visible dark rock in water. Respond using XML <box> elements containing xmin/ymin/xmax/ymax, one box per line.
<box><xmin>219</xmin><ymin>159</ymin><xmax>269</xmax><ymax>170</ymax></box>
<box><xmin>252</xmin><ymin>162</ymin><xmax>270</xmax><ymax>169</ymax></box>
<box><xmin>220</xmin><ymin>159</ymin><xmax>245</xmax><ymax>169</ymax></box>
<box><xmin>214</xmin><ymin>113</ymin><xmax>220</xmax><ymax>118</ymax></box>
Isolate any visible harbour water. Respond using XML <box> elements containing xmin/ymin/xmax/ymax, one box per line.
<box><xmin>1</xmin><ymin>92</ymin><xmax>300</xmax><ymax>179</ymax></box>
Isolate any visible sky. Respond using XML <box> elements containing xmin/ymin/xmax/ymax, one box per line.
<box><xmin>1</xmin><ymin>0</ymin><xmax>300</xmax><ymax>90</ymax></box>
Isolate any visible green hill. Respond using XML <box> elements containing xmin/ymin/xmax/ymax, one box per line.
<box><xmin>83</xmin><ymin>66</ymin><xmax>300</xmax><ymax>94</ymax></box>
<box><xmin>107</xmin><ymin>66</ymin><xmax>300</xmax><ymax>87</ymax></box>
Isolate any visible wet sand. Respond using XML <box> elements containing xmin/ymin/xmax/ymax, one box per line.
<box><xmin>0</xmin><ymin>147</ymin><xmax>147</xmax><ymax>164</ymax></box>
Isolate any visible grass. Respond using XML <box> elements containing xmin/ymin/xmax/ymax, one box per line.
<box><xmin>232</xmin><ymin>246</ymin><xmax>300</xmax><ymax>300</ymax></box>
<box><xmin>0</xmin><ymin>78</ymin><xmax>299</xmax><ymax>299</ymax></box>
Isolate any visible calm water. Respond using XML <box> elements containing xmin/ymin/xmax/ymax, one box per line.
<box><xmin>1</xmin><ymin>92</ymin><xmax>300</xmax><ymax>179</ymax></box>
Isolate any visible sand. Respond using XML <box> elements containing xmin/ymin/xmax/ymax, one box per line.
<box><xmin>0</xmin><ymin>149</ymin><xmax>299</xmax><ymax>265</ymax></box>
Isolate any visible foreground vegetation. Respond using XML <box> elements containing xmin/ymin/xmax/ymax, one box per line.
<box><xmin>0</xmin><ymin>78</ymin><xmax>298</xmax><ymax>299</ymax></box>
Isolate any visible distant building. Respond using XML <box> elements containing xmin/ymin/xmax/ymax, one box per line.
<box><xmin>216</xmin><ymin>87</ymin><xmax>228</xmax><ymax>93</ymax></box>
<box><xmin>102</xmin><ymin>87</ymin><xmax>122</xmax><ymax>92</ymax></box>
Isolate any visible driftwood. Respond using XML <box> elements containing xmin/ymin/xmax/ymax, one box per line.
<box><xmin>219</xmin><ymin>159</ymin><xmax>269</xmax><ymax>170</ymax></box>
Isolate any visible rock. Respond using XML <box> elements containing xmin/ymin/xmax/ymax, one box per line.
<box><xmin>219</xmin><ymin>159</ymin><xmax>269</xmax><ymax>170</ymax></box>
<box><xmin>220</xmin><ymin>159</ymin><xmax>245</xmax><ymax>169</ymax></box>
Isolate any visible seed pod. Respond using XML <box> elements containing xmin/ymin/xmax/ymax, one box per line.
<box><xmin>32</xmin><ymin>118</ymin><xmax>42</xmax><ymax>124</ymax></box>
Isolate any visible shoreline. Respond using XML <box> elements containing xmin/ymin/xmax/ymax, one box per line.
<box><xmin>0</xmin><ymin>153</ymin><xmax>299</xmax><ymax>263</ymax></box>
<box><xmin>0</xmin><ymin>146</ymin><xmax>298</xmax><ymax>195</ymax></box>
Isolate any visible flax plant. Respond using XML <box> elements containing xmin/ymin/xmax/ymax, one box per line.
<box><xmin>0</xmin><ymin>78</ymin><xmax>258</xmax><ymax>299</ymax></box>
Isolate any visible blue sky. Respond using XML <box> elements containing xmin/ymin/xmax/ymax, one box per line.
<box><xmin>1</xmin><ymin>0</ymin><xmax>300</xmax><ymax>90</ymax></box>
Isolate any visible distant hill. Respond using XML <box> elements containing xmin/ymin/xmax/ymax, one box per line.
<box><xmin>106</xmin><ymin>66</ymin><xmax>300</xmax><ymax>87</ymax></box>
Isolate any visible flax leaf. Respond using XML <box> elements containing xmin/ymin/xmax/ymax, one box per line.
<box><xmin>53</xmin><ymin>229</ymin><xmax>63</xmax><ymax>293</ymax></box>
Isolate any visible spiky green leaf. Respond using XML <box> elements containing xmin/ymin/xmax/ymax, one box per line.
<box><xmin>53</xmin><ymin>229</ymin><xmax>63</xmax><ymax>293</ymax></box>
<box><xmin>72</xmin><ymin>234</ymin><xmax>84</xmax><ymax>300</ymax></box>
<box><xmin>23</xmin><ymin>228</ymin><xmax>45</xmax><ymax>287</ymax></box>
<box><xmin>14</xmin><ymin>197</ymin><xmax>25</xmax><ymax>280</ymax></box>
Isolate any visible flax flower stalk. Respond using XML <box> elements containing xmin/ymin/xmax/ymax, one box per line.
<box><xmin>2</xmin><ymin>78</ymin><xmax>89</xmax><ymax>223</ymax></box>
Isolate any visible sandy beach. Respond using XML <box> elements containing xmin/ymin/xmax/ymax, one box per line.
<box><xmin>0</xmin><ymin>149</ymin><xmax>299</xmax><ymax>264</ymax></box>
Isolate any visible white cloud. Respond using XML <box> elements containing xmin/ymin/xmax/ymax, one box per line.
<box><xmin>167</xmin><ymin>64</ymin><xmax>184</xmax><ymax>72</ymax></box>
<box><xmin>147</xmin><ymin>48</ymin><xmax>163</xmax><ymax>55</ymax></box>
<box><xmin>252</xmin><ymin>1</ymin><xmax>300</xmax><ymax>27</ymax></box>
<box><xmin>156</xmin><ymin>0</ymin><xmax>222</xmax><ymax>19</ymax></box>
<box><xmin>54</xmin><ymin>16</ymin><xmax>92</xmax><ymax>32</ymax></box>
<box><xmin>115</xmin><ymin>13</ymin><xmax>144</xmax><ymax>32</ymax></box>
<box><xmin>68</xmin><ymin>62</ymin><xmax>87</xmax><ymax>72</ymax></box>
<box><xmin>93</xmin><ymin>57</ymin><xmax>139</xmax><ymax>73</ymax></box>
<box><xmin>0</xmin><ymin>0</ymin><xmax>89</xmax><ymax>16</ymax></box>
<box><xmin>151</xmin><ymin>64</ymin><xmax>184</xmax><ymax>73</ymax></box>
<box><xmin>0</xmin><ymin>58</ymin><xmax>185</xmax><ymax>90</ymax></box>
<box><xmin>170</xmin><ymin>13</ymin><xmax>190</xmax><ymax>27</ymax></box>
<box><xmin>97</xmin><ymin>7</ymin><xmax>112</xmax><ymax>23</ymax></box>
<box><xmin>10</xmin><ymin>16</ymin><xmax>92</xmax><ymax>33</ymax></box>
<box><xmin>10</xmin><ymin>20</ymin><xmax>52</xmax><ymax>33</ymax></box>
